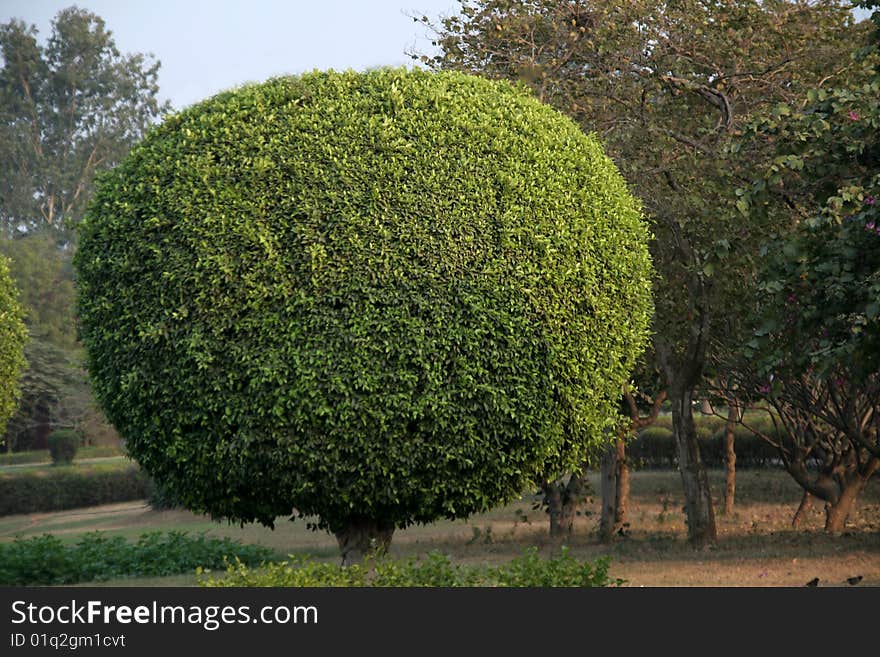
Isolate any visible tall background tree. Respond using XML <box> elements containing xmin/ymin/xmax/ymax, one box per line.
<box><xmin>0</xmin><ymin>6</ymin><xmax>166</xmax><ymax>236</ymax></box>
<box><xmin>419</xmin><ymin>0</ymin><xmax>869</xmax><ymax>546</ymax></box>
<box><xmin>0</xmin><ymin>6</ymin><xmax>167</xmax><ymax>449</ymax></box>
<box><xmin>730</xmin><ymin>0</ymin><xmax>880</xmax><ymax>530</ymax></box>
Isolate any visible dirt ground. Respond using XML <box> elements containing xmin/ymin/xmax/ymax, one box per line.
<box><xmin>2</xmin><ymin>468</ymin><xmax>877</xmax><ymax>587</ymax></box>
<box><xmin>376</xmin><ymin>469</ymin><xmax>880</xmax><ymax>587</ymax></box>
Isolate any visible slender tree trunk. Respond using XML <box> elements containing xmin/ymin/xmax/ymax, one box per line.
<box><xmin>543</xmin><ymin>483</ymin><xmax>568</xmax><ymax>536</ymax></box>
<box><xmin>543</xmin><ymin>483</ymin><xmax>577</xmax><ymax>536</ymax></box>
<box><xmin>598</xmin><ymin>442</ymin><xmax>618</xmax><ymax>542</ymax></box>
<box><xmin>823</xmin><ymin>464</ymin><xmax>878</xmax><ymax>532</ymax></box>
<box><xmin>722</xmin><ymin>398</ymin><xmax>738</xmax><ymax>515</ymax></box>
<box><xmin>333</xmin><ymin>517</ymin><xmax>394</xmax><ymax>566</ymax></box>
<box><xmin>614</xmin><ymin>438</ymin><xmax>629</xmax><ymax>528</ymax></box>
<box><xmin>670</xmin><ymin>388</ymin><xmax>717</xmax><ymax>547</ymax></box>
<box><xmin>824</xmin><ymin>487</ymin><xmax>860</xmax><ymax>533</ymax></box>
<box><xmin>542</xmin><ymin>469</ymin><xmax>588</xmax><ymax>537</ymax></box>
<box><xmin>792</xmin><ymin>491</ymin><xmax>813</xmax><ymax>527</ymax></box>
<box><xmin>607</xmin><ymin>387</ymin><xmax>666</xmax><ymax>539</ymax></box>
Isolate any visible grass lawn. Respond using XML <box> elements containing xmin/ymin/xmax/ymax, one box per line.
<box><xmin>1</xmin><ymin>468</ymin><xmax>877</xmax><ymax>587</ymax></box>
<box><xmin>0</xmin><ymin>445</ymin><xmax>124</xmax><ymax>467</ymax></box>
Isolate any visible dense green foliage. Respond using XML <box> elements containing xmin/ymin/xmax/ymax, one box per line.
<box><xmin>200</xmin><ymin>547</ymin><xmax>619</xmax><ymax>587</ymax></box>
<box><xmin>0</xmin><ymin>255</ymin><xmax>26</xmax><ymax>441</ymax></box>
<box><xmin>744</xmin><ymin>24</ymin><xmax>880</xmax><ymax>382</ymax></box>
<box><xmin>76</xmin><ymin>69</ymin><xmax>652</xmax><ymax>536</ymax></box>
<box><xmin>0</xmin><ymin>464</ymin><xmax>150</xmax><ymax>516</ymax></box>
<box><xmin>47</xmin><ymin>428</ymin><xmax>79</xmax><ymax>465</ymax></box>
<box><xmin>0</xmin><ymin>531</ymin><xmax>274</xmax><ymax>585</ymax></box>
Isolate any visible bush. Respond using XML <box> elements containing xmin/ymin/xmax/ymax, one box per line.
<box><xmin>199</xmin><ymin>547</ymin><xmax>621</xmax><ymax>587</ymax></box>
<box><xmin>0</xmin><ymin>255</ymin><xmax>27</xmax><ymax>441</ymax></box>
<box><xmin>0</xmin><ymin>531</ymin><xmax>274</xmax><ymax>585</ymax></box>
<box><xmin>0</xmin><ymin>464</ymin><xmax>151</xmax><ymax>516</ymax></box>
<box><xmin>47</xmin><ymin>429</ymin><xmax>79</xmax><ymax>465</ymax></box>
<box><xmin>76</xmin><ymin>68</ymin><xmax>653</xmax><ymax>549</ymax></box>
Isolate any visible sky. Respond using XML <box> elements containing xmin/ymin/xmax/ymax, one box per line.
<box><xmin>0</xmin><ymin>0</ymin><xmax>462</xmax><ymax>110</ymax></box>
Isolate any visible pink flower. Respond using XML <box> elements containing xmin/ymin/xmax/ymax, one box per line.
<box><xmin>849</xmin><ymin>110</ymin><xmax>860</xmax><ymax>121</ymax></box>
<box><xmin>868</xmin><ymin>222</ymin><xmax>877</xmax><ymax>231</ymax></box>
<box><xmin>866</xmin><ymin>196</ymin><xmax>876</xmax><ymax>205</ymax></box>
<box><xmin>759</xmin><ymin>384</ymin><xmax>771</xmax><ymax>394</ymax></box>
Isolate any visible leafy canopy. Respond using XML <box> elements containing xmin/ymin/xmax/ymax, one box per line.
<box><xmin>76</xmin><ymin>69</ymin><xmax>652</xmax><ymax>533</ymax></box>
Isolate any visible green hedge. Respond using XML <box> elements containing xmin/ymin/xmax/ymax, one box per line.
<box><xmin>200</xmin><ymin>547</ymin><xmax>620</xmax><ymax>587</ymax></box>
<box><xmin>0</xmin><ymin>465</ymin><xmax>152</xmax><ymax>516</ymax></box>
<box><xmin>627</xmin><ymin>417</ymin><xmax>781</xmax><ymax>468</ymax></box>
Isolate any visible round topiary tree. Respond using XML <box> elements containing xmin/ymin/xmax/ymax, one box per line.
<box><xmin>75</xmin><ymin>69</ymin><xmax>652</xmax><ymax>563</ymax></box>
<box><xmin>0</xmin><ymin>255</ymin><xmax>27</xmax><ymax>445</ymax></box>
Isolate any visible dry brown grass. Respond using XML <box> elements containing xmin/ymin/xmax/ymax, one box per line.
<box><xmin>390</xmin><ymin>469</ymin><xmax>880</xmax><ymax>587</ymax></box>
<box><xmin>1</xmin><ymin>468</ymin><xmax>877</xmax><ymax>587</ymax></box>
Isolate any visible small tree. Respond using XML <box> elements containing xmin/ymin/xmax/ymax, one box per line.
<box><xmin>0</xmin><ymin>255</ymin><xmax>27</xmax><ymax>445</ymax></box>
<box><xmin>76</xmin><ymin>69</ymin><xmax>653</xmax><ymax>564</ymax></box>
<box><xmin>736</xmin><ymin>1</ymin><xmax>880</xmax><ymax>530</ymax></box>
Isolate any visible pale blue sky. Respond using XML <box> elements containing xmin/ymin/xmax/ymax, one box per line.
<box><xmin>1</xmin><ymin>0</ymin><xmax>461</xmax><ymax>110</ymax></box>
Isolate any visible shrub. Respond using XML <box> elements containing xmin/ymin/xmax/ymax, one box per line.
<box><xmin>75</xmin><ymin>68</ymin><xmax>653</xmax><ymax>560</ymax></box>
<box><xmin>0</xmin><ymin>464</ymin><xmax>151</xmax><ymax>516</ymax></box>
<box><xmin>0</xmin><ymin>531</ymin><xmax>274</xmax><ymax>585</ymax></box>
<box><xmin>0</xmin><ymin>255</ymin><xmax>27</xmax><ymax>443</ymax></box>
<box><xmin>199</xmin><ymin>547</ymin><xmax>621</xmax><ymax>587</ymax></box>
<box><xmin>47</xmin><ymin>429</ymin><xmax>79</xmax><ymax>465</ymax></box>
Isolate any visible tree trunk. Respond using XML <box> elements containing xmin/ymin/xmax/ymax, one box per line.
<box><xmin>670</xmin><ymin>388</ymin><xmax>717</xmax><ymax>547</ymax></box>
<box><xmin>722</xmin><ymin>398</ymin><xmax>737</xmax><ymax>515</ymax></box>
<box><xmin>615</xmin><ymin>438</ymin><xmax>629</xmax><ymax>528</ymax></box>
<box><xmin>543</xmin><ymin>482</ymin><xmax>578</xmax><ymax>536</ymax></box>
<box><xmin>333</xmin><ymin>517</ymin><xmax>395</xmax><ymax>566</ymax></box>
<box><xmin>542</xmin><ymin>469</ymin><xmax>588</xmax><ymax>537</ymax></box>
<box><xmin>823</xmin><ymin>475</ymin><xmax>869</xmax><ymax>533</ymax></box>
<box><xmin>792</xmin><ymin>491</ymin><xmax>813</xmax><ymax>527</ymax></box>
<box><xmin>598</xmin><ymin>442</ymin><xmax>618</xmax><ymax>542</ymax></box>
